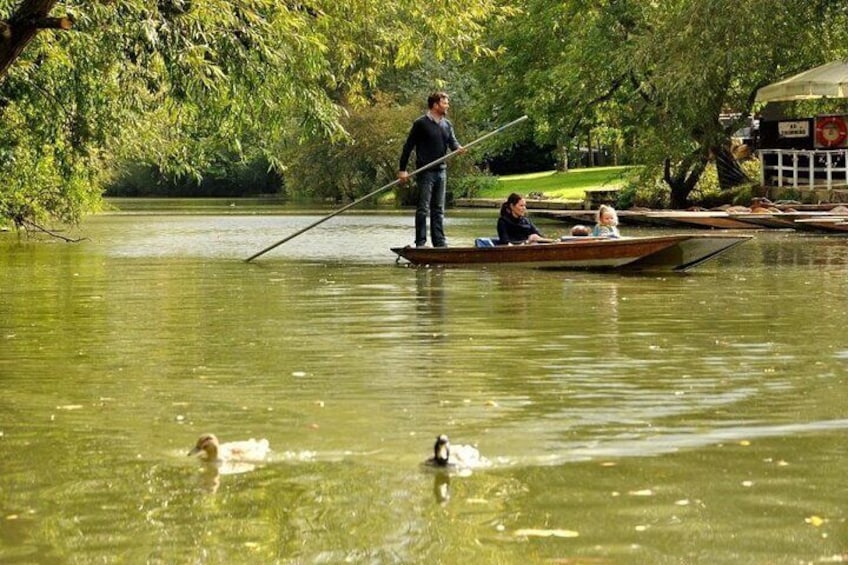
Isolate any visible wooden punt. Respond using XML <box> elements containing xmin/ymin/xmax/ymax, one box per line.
<box><xmin>531</xmin><ymin>208</ymin><xmax>848</xmax><ymax>232</ymax></box>
<box><xmin>793</xmin><ymin>217</ymin><xmax>848</xmax><ymax>233</ymax></box>
<box><xmin>635</xmin><ymin>211</ymin><xmax>759</xmax><ymax>230</ymax></box>
<box><xmin>727</xmin><ymin>211</ymin><xmax>846</xmax><ymax>230</ymax></box>
<box><xmin>391</xmin><ymin>234</ymin><xmax>751</xmax><ymax>272</ymax></box>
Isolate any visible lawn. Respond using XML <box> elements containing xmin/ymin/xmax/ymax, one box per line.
<box><xmin>481</xmin><ymin>165</ymin><xmax>632</xmax><ymax>200</ymax></box>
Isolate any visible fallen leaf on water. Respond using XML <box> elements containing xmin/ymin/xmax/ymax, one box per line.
<box><xmin>806</xmin><ymin>515</ymin><xmax>826</xmax><ymax>527</ymax></box>
<box><xmin>628</xmin><ymin>489</ymin><xmax>654</xmax><ymax>496</ymax></box>
<box><xmin>514</xmin><ymin>528</ymin><xmax>579</xmax><ymax>538</ymax></box>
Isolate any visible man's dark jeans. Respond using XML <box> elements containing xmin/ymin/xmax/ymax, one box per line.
<box><xmin>415</xmin><ymin>168</ymin><xmax>447</xmax><ymax>247</ymax></box>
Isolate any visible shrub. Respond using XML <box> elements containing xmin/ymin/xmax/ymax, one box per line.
<box><xmin>451</xmin><ymin>171</ymin><xmax>499</xmax><ymax>199</ymax></box>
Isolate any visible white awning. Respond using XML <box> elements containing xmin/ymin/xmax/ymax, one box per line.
<box><xmin>755</xmin><ymin>60</ymin><xmax>848</xmax><ymax>103</ymax></box>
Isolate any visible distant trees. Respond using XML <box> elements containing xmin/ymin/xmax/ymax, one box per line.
<box><xmin>0</xmin><ymin>0</ymin><xmax>503</xmax><ymax>228</ymax></box>
<box><xmin>4</xmin><ymin>0</ymin><xmax>848</xmax><ymax>229</ymax></box>
<box><xmin>468</xmin><ymin>0</ymin><xmax>848</xmax><ymax>207</ymax></box>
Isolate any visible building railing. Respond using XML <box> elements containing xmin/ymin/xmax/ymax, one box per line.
<box><xmin>759</xmin><ymin>148</ymin><xmax>848</xmax><ymax>190</ymax></box>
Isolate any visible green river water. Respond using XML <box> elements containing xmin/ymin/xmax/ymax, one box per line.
<box><xmin>1</xmin><ymin>201</ymin><xmax>847</xmax><ymax>564</ymax></box>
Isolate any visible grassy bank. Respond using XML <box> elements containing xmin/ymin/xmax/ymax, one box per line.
<box><xmin>480</xmin><ymin>166</ymin><xmax>632</xmax><ymax>200</ymax></box>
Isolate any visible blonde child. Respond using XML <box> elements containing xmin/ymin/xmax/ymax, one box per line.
<box><xmin>592</xmin><ymin>204</ymin><xmax>620</xmax><ymax>237</ymax></box>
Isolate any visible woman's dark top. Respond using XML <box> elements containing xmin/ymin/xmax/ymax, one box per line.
<box><xmin>497</xmin><ymin>213</ymin><xmax>542</xmax><ymax>244</ymax></box>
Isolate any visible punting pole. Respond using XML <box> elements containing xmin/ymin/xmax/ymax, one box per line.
<box><xmin>244</xmin><ymin>114</ymin><xmax>530</xmax><ymax>262</ymax></box>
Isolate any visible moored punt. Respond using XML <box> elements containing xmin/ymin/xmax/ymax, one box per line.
<box><xmin>532</xmin><ymin>209</ymin><xmax>759</xmax><ymax>229</ymax></box>
<box><xmin>727</xmin><ymin>210</ymin><xmax>848</xmax><ymax>229</ymax></box>
<box><xmin>793</xmin><ymin>217</ymin><xmax>848</xmax><ymax>233</ymax></box>
<box><xmin>636</xmin><ymin>211</ymin><xmax>759</xmax><ymax>230</ymax></box>
<box><xmin>391</xmin><ymin>234</ymin><xmax>751</xmax><ymax>272</ymax></box>
<box><xmin>725</xmin><ymin>212</ymin><xmax>800</xmax><ymax>229</ymax></box>
<box><xmin>529</xmin><ymin>209</ymin><xmax>598</xmax><ymax>224</ymax></box>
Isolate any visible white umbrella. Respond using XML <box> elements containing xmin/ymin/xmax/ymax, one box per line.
<box><xmin>755</xmin><ymin>60</ymin><xmax>848</xmax><ymax>102</ymax></box>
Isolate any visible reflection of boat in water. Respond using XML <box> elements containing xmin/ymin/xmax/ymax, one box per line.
<box><xmin>392</xmin><ymin>234</ymin><xmax>751</xmax><ymax>272</ymax></box>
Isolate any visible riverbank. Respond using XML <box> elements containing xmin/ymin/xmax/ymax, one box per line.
<box><xmin>460</xmin><ymin>166</ymin><xmax>628</xmax><ymax>210</ymax></box>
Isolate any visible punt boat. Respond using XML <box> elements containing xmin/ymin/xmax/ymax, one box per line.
<box><xmin>392</xmin><ymin>234</ymin><xmax>751</xmax><ymax>272</ymax></box>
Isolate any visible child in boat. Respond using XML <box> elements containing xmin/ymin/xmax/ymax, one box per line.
<box><xmin>497</xmin><ymin>193</ymin><xmax>552</xmax><ymax>245</ymax></box>
<box><xmin>592</xmin><ymin>204</ymin><xmax>620</xmax><ymax>237</ymax></box>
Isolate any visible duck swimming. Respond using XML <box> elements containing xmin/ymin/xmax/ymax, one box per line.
<box><xmin>426</xmin><ymin>434</ymin><xmax>452</xmax><ymax>467</ymax></box>
<box><xmin>188</xmin><ymin>434</ymin><xmax>271</xmax><ymax>464</ymax></box>
<box><xmin>425</xmin><ymin>434</ymin><xmax>491</xmax><ymax>470</ymax></box>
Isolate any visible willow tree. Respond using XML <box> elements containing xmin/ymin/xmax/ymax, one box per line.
<box><xmin>0</xmin><ymin>0</ymin><xmax>501</xmax><ymax>230</ymax></box>
<box><xmin>470</xmin><ymin>0</ymin><xmax>848</xmax><ymax>208</ymax></box>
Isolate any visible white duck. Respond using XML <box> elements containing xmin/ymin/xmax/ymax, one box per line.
<box><xmin>188</xmin><ymin>433</ymin><xmax>271</xmax><ymax>464</ymax></box>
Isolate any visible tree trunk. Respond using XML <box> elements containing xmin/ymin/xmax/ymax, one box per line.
<box><xmin>0</xmin><ymin>0</ymin><xmax>63</xmax><ymax>78</ymax></box>
<box><xmin>664</xmin><ymin>155</ymin><xmax>706</xmax><ymax>209</ymax></box>
<box><xmin>556</xmin><ymin>138</ymin><xmax>569</xmax><ymax>172</ymax></box>
<box><xmin>712</xmin><ymin>145</ymin><xmax>749</xmax><ymax>189</ymax></box>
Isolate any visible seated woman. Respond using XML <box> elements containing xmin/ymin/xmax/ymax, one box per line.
<box><xmin>592</xmin><ymin>204</ymin><xmax>620</xmax><ymax>237</ymax></box>
<box><xmin>497</xmin><ymin>193</ymin><xmax>552</xmax><ymax>245</ymax></box>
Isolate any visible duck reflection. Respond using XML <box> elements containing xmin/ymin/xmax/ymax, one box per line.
<box><xmin>425</xmin><ymin>435</ymin><xmax>452</xmax><ymax>504</ymax></box>
<box><xmin>197</xmin><ymin>464</ymin><xmax>222</xmax><ymax>494</ymax></box>
<box><xmin>433</xmin><ymin>471</ymin><xmax>451</xmax><ymax>504</ymax></box>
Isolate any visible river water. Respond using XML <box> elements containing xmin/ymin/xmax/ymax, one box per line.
<box><xmin>2</xmin><ymin>201</ymin><xmax>847</xmax><ymax>563</ymax></box>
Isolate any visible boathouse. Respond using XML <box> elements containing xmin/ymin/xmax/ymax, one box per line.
<box><xmin>755</xmin><ymin>60</ymin><xmax>848</xmax><ymax>202</ymax></box>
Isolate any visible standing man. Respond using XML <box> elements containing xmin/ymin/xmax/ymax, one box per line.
<box><xmin>398</xmin><ymin>92</ymin><xmax>464</xmax><ymax>248</ymax></box>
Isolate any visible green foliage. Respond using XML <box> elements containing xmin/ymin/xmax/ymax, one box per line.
<box><xmin>451</xmin><ymin>171</ymin><xmax>499</xmax><ymax>199</ymax></box>
<box><xmin>688</xmin><ymin>159</ymin><xmax>762</xmax><ymax>207</ymax></box>
<box><xmin>468</xmin><ymin>0</ymin><xmax>848</xmax><ymax>206</ymax></box>
<box><xmin>618</xmin><ymin>158</ymin><xmax>762</xmax><ymax>209</ymax></box>
<box><xmin>0</xmin><ymin>0</ymin><xmax>504</xmax><ymax>229</ymax></box>
<box><xmin>617</xmin><ymin>177</ymin><xmax>670</xmax><ymax>210</ymax></box>
<box><xmin>493</xmin><ymin>167</ymin><xmax>630</xmax><ymax>200</ymax></box>
<box><xmin>282</xmin><ymin>94</ymin><xmax>420</xmax><ymax>202</ymax></box>
<box><xmin>281</xmin><ymin>93</ymin><xmax>505</xmax><ymax>204</ymax></box>
<box><xmin>7</xmin><ymin>0</ymin><xmax>848</xmax><ymax>231</ymax></box>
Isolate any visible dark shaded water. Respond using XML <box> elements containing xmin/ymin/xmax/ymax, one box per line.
<box><xmin>2</xmin><ymin>204</ymin><xmax>847</xmax><ymax>563</ymax></box>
